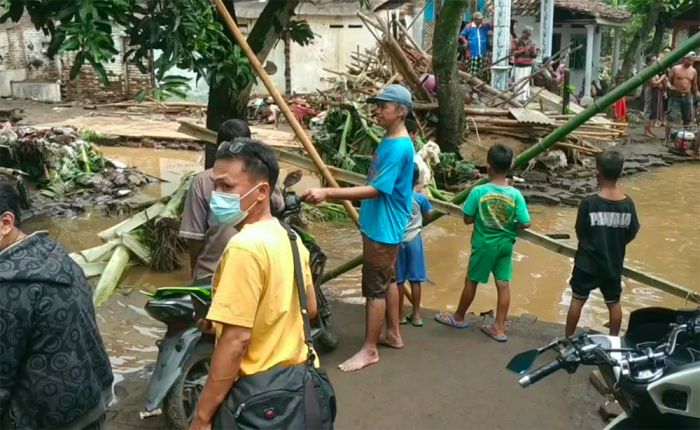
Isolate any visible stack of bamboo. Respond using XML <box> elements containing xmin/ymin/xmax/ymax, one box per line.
<box><xmin>71</xmin><ymin>173</ymin><xmax>194</xmax><ymax>306</ymax></box>
<box><xmin>315</xmin><ymin>11</ymin><xmax>627</xmax><ymax>161</ymax></box>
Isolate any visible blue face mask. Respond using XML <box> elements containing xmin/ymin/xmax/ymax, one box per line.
<box><xmin>209</xmin><ymin>185</ymin><xmax>261</xmax><ymax>227</ymax></box>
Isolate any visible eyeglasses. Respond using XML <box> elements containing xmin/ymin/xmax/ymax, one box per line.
<box><xmin>226</xmin><ymin>140</ymin><xmax>277</xmax><ymax>185</ymax></box>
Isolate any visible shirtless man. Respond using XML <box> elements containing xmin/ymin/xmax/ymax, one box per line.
<box><xmin>667</xmin><ymin>52</ymin><xmax>699</xmax><ymax>126</ymax></box>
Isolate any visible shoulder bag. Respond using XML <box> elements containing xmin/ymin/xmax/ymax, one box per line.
<box><xmin>213</xmin><ymin>224</ymin><xmax>337</xmax><ymax>430</ymax></box>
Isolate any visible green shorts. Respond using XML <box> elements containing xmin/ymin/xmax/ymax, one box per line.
<box><xmin>467</xmin><ymin>241</ymin><xmax>514</xmax><ymax>284</ymax></box>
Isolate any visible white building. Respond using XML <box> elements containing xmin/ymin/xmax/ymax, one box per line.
<box><xmin>235</xmin><ymin>0</ymin><xmax>411</xmax><ymax>95</ymax></box>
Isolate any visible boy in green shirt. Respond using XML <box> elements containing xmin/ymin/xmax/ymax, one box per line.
<box><xmin>435</xmin><ymin>144</ymin><xmax>531</xmax><ymax>342</ymax></box>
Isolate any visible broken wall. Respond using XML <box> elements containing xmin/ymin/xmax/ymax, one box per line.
<box><xmin>0</xmin><ymin>14</ymin><xmax>153</xmax><ymax>102</ymax></box>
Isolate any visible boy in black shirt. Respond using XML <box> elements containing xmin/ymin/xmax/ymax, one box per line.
<box><xmin>565</xmin><ymin>150</ymin><xmax>640</xmax><ymax>337</ymax></box>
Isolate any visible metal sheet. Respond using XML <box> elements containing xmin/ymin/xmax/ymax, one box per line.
<box><xmin>509</xmin><ymin>108</ymin><xmax>555</xmax><ymax>125</ymax></box>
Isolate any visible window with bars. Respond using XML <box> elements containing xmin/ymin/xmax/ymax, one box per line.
<box><xmin>570</xmin><ymin>34</ymin><xmax>587</xmax><ymax>69</ymax></box>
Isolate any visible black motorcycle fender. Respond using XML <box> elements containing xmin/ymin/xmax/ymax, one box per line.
<box><xmin>144</xmin><ymin>326</ymin><xmax>203</xmax><ymax>412</ymax></box>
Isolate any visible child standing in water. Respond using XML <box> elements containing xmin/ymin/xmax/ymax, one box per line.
<box><xmin>435</xmin><ymin>144</ymin><xmax>531</xmax><ymax>342</ymax></box>
<box><xmin>395</xmin><ymin>164</ymin><xmax>433</xmax><ymax>327</ymax></box>
<box><xmin>565</xmin><ymin>149</ymin><xmax>640</xmax><ymax>337</ymax></box>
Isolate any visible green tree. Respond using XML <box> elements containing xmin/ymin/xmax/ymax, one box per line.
<box><xmin>615</xmin><ymin>0</ymin><xmax>696</xmax><ymax>79</ymax></box>
<box><xmin>1</xmin><ymin>0</ymin><xmax>368</xmax><ymax>165</ymax></box>
<box><xmin>432</xmin><ymin>0</ymin><xmax>468</xmax><ymax>153</ymax></box>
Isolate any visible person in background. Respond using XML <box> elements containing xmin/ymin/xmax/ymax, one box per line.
<box><xmin>395</xmin><ymin>164</ymin><xmax>433</xmax><ymax>327</ymax></box>
<box><xmin>565</xmin><ymin>150</ymin><xmax>640</xmax><ymax>337</ymax></box>
<box><xmin>420</xmin><ymin>73</ymin><xmax>437</xmax><ymax>96</ymax></box>
<box><xmin>0</xmin><ymin>180</ymin><xmax>113</xmax><ymax>430</ymax></box>
<box><xmin>509</xmin><ymin>20</ymin><xmax>519</xmax><ymax>83</ymax></box>
<box><xmin>405</xmin><ymin>115</ymin><xmax>441</xmax><ymax>195</ymax></box>
<box><xmin>459</xmin><ymin>12</ymin><xmax>492</xmax><ymax>81</ymax></box>
<box><xmin>611</xmin><ymin>75</ymin><xmax>628</xmax><ymax>124</ymax></box>
<box><xmin>180</xmin><ymin>119</ymin><xmax>284</xmax><ymax>282</ymax></box>
<box><xmin>644</xmin><ymin>55</ymin><xmax>667</xmax><ymax>138</ymax></box>
<box><xmin>512</xmin><ymin>26</ymin><xmax>538</xmax><ymax>102</ymax></box>
<box><xmin>658</xmin><ymin>46</ymin><xmax>673</xmax><ymax>126</ymax></box>
<box><xmin>667</xmin><ymin>52</ymin><xmax>698</xmax><ymax>127</ymax></box>
<box><xmin>191</xmin><ymin>139</ymin><xmax>317</xmax><ymax>429</ymax></box>
<box><xmin>303</xmin><ymin>84</ymin><xmax>415</xmax><ymax>372</ymax></box>
<box><xmin>435</xmin><ymin>144</ymin><xmax>531</xmax><ymax>342</ymax></box>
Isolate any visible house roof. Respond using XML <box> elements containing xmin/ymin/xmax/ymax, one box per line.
<box><xmin>487</xmin><ymin>0</ymin><xmax>630</xmax><ymax>22</ymax></box>
<box><xmin>233</xmin><ymin>0</ymin><xmax>407</xmax><ymax>19</ymax></box>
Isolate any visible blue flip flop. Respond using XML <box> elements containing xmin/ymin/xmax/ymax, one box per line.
<box><xmin>434</xmin><ymin>312</ymin><xmax>469</xmax><ymax>329</ymax></box>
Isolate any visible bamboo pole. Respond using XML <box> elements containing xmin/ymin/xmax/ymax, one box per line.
<box><xmin>379</xmin><ymin>38</ymin><xmax>432</xmax><ymax>101</ymax></box>
<box><xmin>211</xmin><ymin>0</ymin><xmax>359</xmax><ymax>226</ymax></box>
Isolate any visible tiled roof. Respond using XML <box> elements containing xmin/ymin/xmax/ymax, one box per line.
<box><xmin>487</xmin><ymin>0</ymin><xmax>630</xmax><ymax>22</ymax></box>
<box><xmin>233</xmin><ymin>0</ymin><xmax>406</xmax><ymax>18</ymax></box>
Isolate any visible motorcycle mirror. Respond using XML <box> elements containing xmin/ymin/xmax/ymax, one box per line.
<box><xmin>506</xmin><ymin>349</ymin><xmax>539</xmax><ymax>375</ymax></box>
<box><xmin>283</xmin><ymin>170</ymin><xmax>303</xmax><ymax>189</ymax></box>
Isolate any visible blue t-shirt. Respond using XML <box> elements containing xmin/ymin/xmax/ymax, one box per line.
<box><xmin>359</xmin><ymin>136</ymin><xmax>415</xmax><ymax>245</ymax></box>
<box><xmin>460</xmin><ymin>22</ymin><xmax>491</xmax><ymax>58</ymax></box>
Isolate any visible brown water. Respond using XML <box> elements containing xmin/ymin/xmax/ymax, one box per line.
<box><xmin>21</xmin><ymin>147</ymin><xmax>700</xmax><ymax>388</ymax></box>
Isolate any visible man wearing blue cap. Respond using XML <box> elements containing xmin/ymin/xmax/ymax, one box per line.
<box><xmin>303</xmin><ymin>84</ymin><xmax>415</xmax><ymax>372</ymax></box>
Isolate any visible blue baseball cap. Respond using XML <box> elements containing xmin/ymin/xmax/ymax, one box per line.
<box><xmin>367</xmin><ymin>84</ymin><xmax>413</xmax><ymax>110</ymax></box>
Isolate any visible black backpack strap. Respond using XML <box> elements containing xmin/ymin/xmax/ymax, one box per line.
<box><xmin>283</xmin><ymin>223</ymin><xmax>315</xmax><ymax>362</ymax></box>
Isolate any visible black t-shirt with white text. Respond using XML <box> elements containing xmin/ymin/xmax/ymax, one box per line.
<box><xmin>574</xmin><ymin>194</ymin><xmax>640</xmax><ymax>280</ymax></box>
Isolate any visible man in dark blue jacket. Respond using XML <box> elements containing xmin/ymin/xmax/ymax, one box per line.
<box><xmin>0</xmin><ymin>180</ymin><xmax>113</xmax><ymax>429</ymax></box>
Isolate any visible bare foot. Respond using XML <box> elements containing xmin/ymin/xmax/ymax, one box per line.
<box><xmin>378</xmin><ymin>331</ymin><xmax>404</xmax><ymax>349</ymax></box>
<box><xmin>644</xmin><ymin>132</ymin><xmax>655</xmax><ymax>138</ymax></box>
<box><xmin>338</xmin><ymin>348</ymin><xmax>379</xmax><ymax>372</ymax></box>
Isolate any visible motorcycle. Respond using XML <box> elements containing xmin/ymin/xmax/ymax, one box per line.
<box><xmin>139</xmin><ymin>170</ymin><xmax>338</xmax><ymax>429</ymax></box>
<box><xmin>507</xmin><ymin>307</ymin><xmax>700</xmax><ymax>429</ymax></box>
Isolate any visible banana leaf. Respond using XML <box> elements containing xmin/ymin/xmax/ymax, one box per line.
<box><xmin>93</xmin><ymin>245</ymin><xmax>130</xmax><ymax>307</ymax></box>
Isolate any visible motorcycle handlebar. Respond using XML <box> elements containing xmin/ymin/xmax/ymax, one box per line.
<box><xmin>518</xmin><ymin>359</ymin><xmax>563</xmax><ymax>388</ymax></box>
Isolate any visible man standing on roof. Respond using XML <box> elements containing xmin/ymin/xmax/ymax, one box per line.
<box><xmin>512</xmin><ymin>26</ymin><xmax>538</xmax><ymax>102</ymax></box>
<box><xmin>459</xmin><ymin>12</ymin><xmax>492</xmax><ymax>81</ymax></box>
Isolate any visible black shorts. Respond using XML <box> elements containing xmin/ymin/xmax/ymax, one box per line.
<box><xmin>569</xmin><ymin>266</ymin><xmax>621</xmax><ymax>304</ymax></box>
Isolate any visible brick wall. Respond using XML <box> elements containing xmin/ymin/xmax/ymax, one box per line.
<box><xmin>0</xmin><ymin>14</ymin><xmax>153</xmax><ymax>102</ymax></box>
<box><xmin>0</xmin><ymin>15</ymin><xmax>60</xmax><ymax>79</ymax></box>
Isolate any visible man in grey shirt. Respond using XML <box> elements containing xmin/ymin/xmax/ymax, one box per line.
<box><xmin>180</xmin><ymin>119</ymin><xmax>284</xmax><ymax>281</ymax></box>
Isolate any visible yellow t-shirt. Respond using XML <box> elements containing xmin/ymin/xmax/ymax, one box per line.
<box><xmin>207</xmin><ymin>218</ymin><xmax>316</xmax><ymax>376</ymax></box>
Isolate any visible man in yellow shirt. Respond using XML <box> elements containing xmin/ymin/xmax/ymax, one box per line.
<box><xmin>191</xmin><ymin>138</ymin><xmax>317</xmax><ymax>430</ymax></box>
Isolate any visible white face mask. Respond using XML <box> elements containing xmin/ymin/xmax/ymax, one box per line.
<box><xmin>209</xmin><ymin>184</ymin><xmax>262</xmax><ymax>227</ymax></box>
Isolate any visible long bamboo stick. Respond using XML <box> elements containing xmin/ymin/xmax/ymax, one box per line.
<box><xmin>211</xmin><ymin>0</ymin><xmax>359</xmax><ymax>226</ymax></box>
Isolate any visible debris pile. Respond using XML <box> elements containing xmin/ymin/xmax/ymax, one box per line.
<box><xmin>70</xmin><ymin>173</ymin><xmax>195</xmax><ymax>306</ymax></box>
<box><xmin>300</xmin><ymin>11</ymin><xmax>630</xmax><ymax>206</ymax></box>
<box><xmin>0</xmin><ymin>124</ymin><xmax>156</xmax><ymax>217</ymax></box>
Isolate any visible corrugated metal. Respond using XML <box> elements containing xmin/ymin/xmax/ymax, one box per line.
<box><xmin>509</xmin><ymin>108</ymin><xmax>555</xmax><ymax>125</ymax></box>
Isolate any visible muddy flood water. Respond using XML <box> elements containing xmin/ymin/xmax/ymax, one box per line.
<box><xmin>22</xmin><ymin>146</ymin><xmax>700</xmax><ymax>396</ymax></box>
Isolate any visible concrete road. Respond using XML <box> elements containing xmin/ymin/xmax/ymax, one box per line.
<box><xmin>107</xmin><ymin>302</ymin><xmax>605</xmax><ymax>429</ymax></box>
